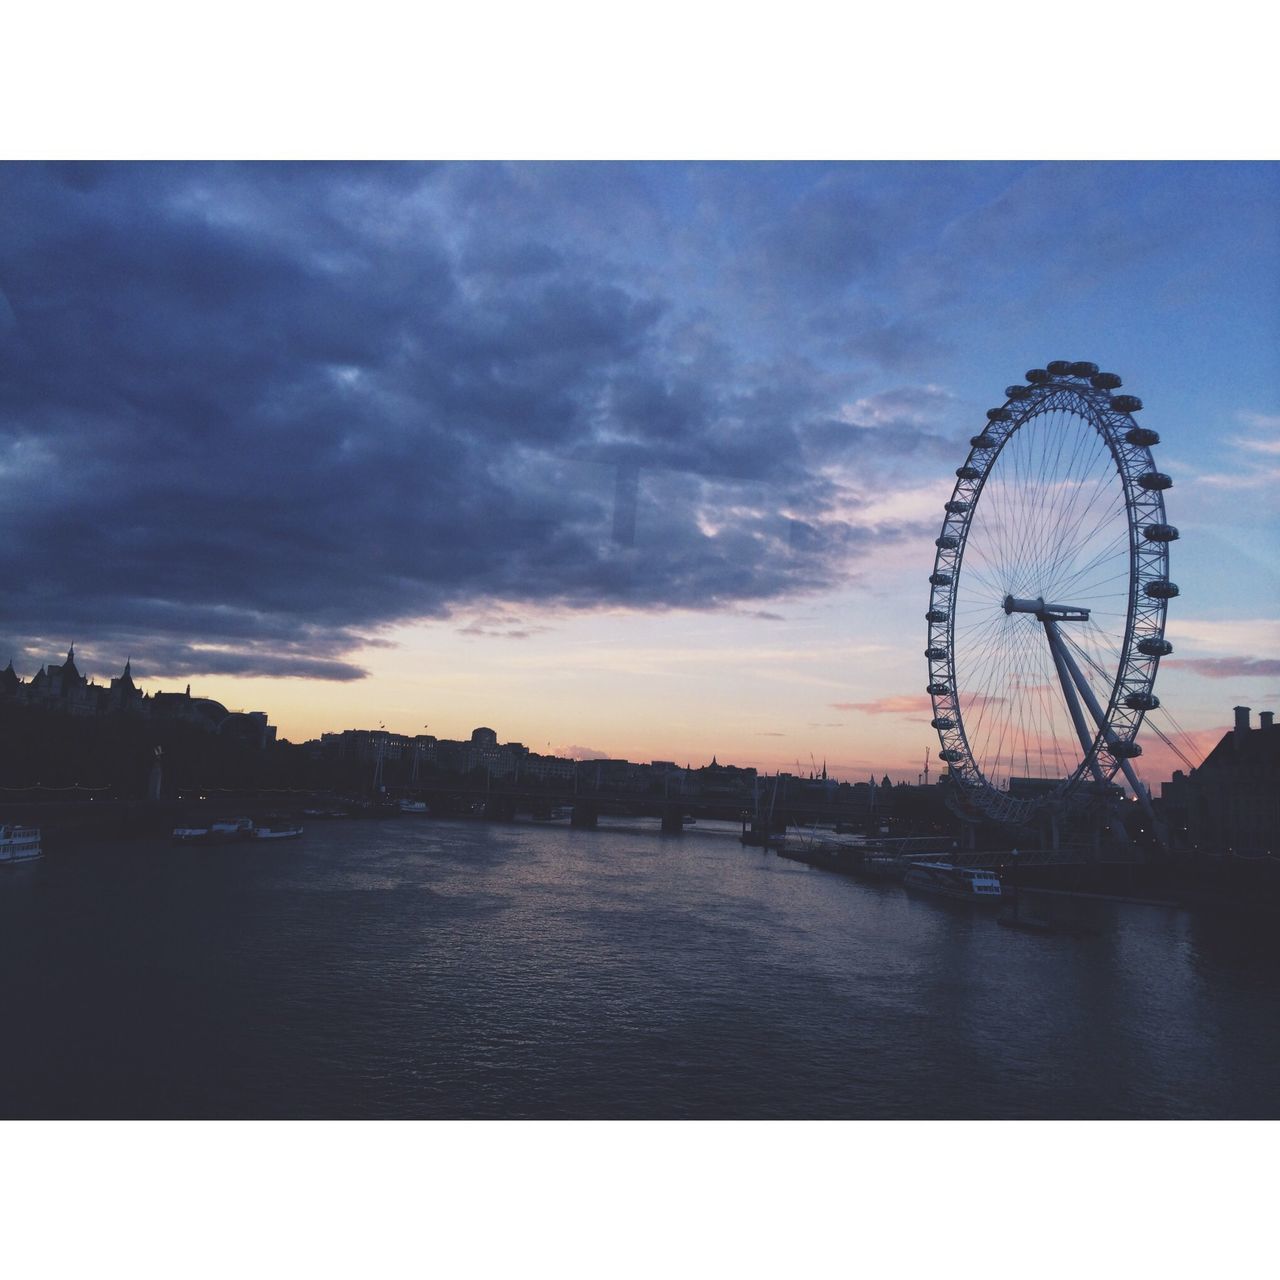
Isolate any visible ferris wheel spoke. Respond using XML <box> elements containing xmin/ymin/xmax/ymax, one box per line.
<box><xmin>1050</xmin><ymin>538</ymin><xmax>1131</xmax><ymax>603</ymax></box>
<box><xmin>1042</xmin><ymin>495</ymin><xmax>1126</xmax><ymax>595</ymax></box>
<box><xmin>1039</xmin><ymin>440</ymin><xmax>1116</xmax><ymax>589</ymax></box>
<box><xmin>1043</xmin><ymin>491</ymin><xmax>1129</xmax><ymax>592</ymax></box>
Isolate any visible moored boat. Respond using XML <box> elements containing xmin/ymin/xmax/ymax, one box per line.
<box><xmin>903</xmin><ymin>860</ymin><xmax>1003</xmax><ymax>902</ymax></box>
<box><xmin>1</xmin><ymin>824</ymin><xmax>42</xmax><ymax>865</ymax></box>
<box><xmin>253</xmin><ymin>824</ymin><xmax>304</xmax><ymax>841</ymax></box>
<box><xmin>399</xmin><ymin>799</ymin><xmax>428</xmax><ymax>814</ymax></box>
<box><xmin>172</xmin><ymin>827</ymin><xmax>213</xmax><ymax>843</ymax></box>
<box><xmin>209</xmin><ymin>818</ymin><xmax>255</xmax><ymax>841</ymax></box>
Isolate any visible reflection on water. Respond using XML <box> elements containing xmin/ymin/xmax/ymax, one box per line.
<box><xmin>2</xmin><ymin>818</ymin><xmax>1277</xmax><ymax>1118</ymax></box>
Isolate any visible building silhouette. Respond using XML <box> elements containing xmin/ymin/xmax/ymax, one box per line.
<box><xmin>1161</xmin><ymin>706</ymin><xmax>1279</xmax><ymax>858</ymax></box>
<box><xmin>1</xmin><ymin>645</ymin><xmax>276</xmax><ymax>748</ymax></box>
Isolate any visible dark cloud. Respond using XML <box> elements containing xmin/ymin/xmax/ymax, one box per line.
<box><xmin>0</xmin><ymin>162</ymin><xmax>961</xmax><ymax>679</ymax></box>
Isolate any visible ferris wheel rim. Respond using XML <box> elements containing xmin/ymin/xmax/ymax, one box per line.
<box><xmin>926</xmin><ymin>363</ymin><xmax>1175</xmax><ymax>824</ymax></box>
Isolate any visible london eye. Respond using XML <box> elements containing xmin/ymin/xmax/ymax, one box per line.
<box><xmin>926</xmin><ymin>361</ymin><xmax>1177</xmax><ymax>824</ymax></box>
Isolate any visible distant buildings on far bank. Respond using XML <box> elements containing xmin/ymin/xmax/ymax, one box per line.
<box><xmin>310</xmin><ymin>724</ymin><xmax>761</xmax><ymax>796</ymax></box>
<box><xmin>0</xmin><ymin>645</ymin><xmax>277</xmax><ymax>749</ymax></box>
<box><xmin>306</xmin><ymin>722</ymin><xmax>932</xmax><ymax>817</ymax></box>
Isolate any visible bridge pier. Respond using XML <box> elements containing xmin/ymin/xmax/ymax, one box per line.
<box><xmin>660</xmin><ymin>804</ymin><xmax>684</xmax><ymax>835</ymax></box>
<box><xmin>484</xmin><ymin>796</ymin><xmax>516</xmax><ymax>822</ymax></box>
<box><xmin>570</xmin><ymin>803</ymin><xmax>598</xmax><ymax>830</ymax></box>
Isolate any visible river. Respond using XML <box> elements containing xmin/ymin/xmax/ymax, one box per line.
<box><xmin>2</xmin><ymin>817</ymin><xmax>1277</xmax><ymax>1118</ymax></box>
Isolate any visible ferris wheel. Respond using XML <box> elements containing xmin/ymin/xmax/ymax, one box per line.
<box><xmin>926</xmin><ymin>361</ymin><xmax>1177</xmax><ymax>824</ymax></box>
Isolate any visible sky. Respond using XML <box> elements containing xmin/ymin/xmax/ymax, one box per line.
<box><xmin>2</xmin><ymin>161</ymin><xmax>1277</xmax><ymax>784</ymax></box>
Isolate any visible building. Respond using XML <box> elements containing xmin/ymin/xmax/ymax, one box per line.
<box><xmin>1161</xmin><ymin>706</ymin><xmax>1279</xmax><ymax>858</ymax></box>
<box><xmin>1</xmin><ymin>645</ymin><xmax>276</xmax><ymax>747</ymax></box>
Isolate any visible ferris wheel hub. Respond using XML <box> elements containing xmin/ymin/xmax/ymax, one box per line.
<box><xmin>1002</xmin><ymin>594</ymin><xmax>1091</xmax><ymax>622</ymax></box>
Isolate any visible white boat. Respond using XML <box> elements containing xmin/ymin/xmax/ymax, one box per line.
<box><xmin>253</xmin><ymin>824</ymin><xmax>304</xmax><ymax>841</ymax></box>
<box><xmin>399</xmin><ymin>799</ymin><xmax>428</xmax><ymax>814</ymax></box>
<box><xmin>903</xmin><ymin>860</ymin><xmax>1003</xmax><ymax>902</ymax></box>
<box><xmin>172</xmin><ymin>827</ymin><xmax>212</xmax><ymax>843</ymax></box>
<box><xmin>209</xmin><ymin>818</ymin><xmax>255</xmax><ymax>841</ymax></box>
<box><xmin>1</xmin><ymin>824</ymin><xmax>42</xmax><ymax>865</ymax></box>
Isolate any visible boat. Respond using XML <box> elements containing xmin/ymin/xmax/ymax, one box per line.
<box><xmin>399</xmin><ymin>799</ymin><xmax>428</xmax><ymax>814</ymax></box>
<box><xmin>902</xmin><ymin>860</ymin><xmax>1003</xmax><ymax>902</ymax></box>
<box><xmin>1</xmin><ymin>824</ymin><xmax>42</xmax><ymax>865</ymax></box>
<box><xmin>172</xmin><ymin>827</ymin><xmax>212</xmax><ymax>843</ymax></box>
<box><xmin>209</xmin><ymin>818</ymin><xmax>255</xmax><ymax>841</ymax></box>
<box><xmin>252</xmin><ymin>824</ymin><xmax>304</xmax><ymax>841</ymax></box>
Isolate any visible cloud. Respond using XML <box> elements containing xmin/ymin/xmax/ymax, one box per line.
<box><xmin>0</xmin><ymin>163</ymin><xmax>978</xmax><ymax>677</ymax></box>
<box><xmin>1184</xmin><ymin>412</ymin><xmax>1280</xmax><ymax>489</ymax></box>
<box><xmin>1235</xmin><ymin>411</ymin><xmax>1280</xmax><ymax>439</ymax></box>
<box><xmin>832</xmin><ymin>695</ymin><xmax>932</xmax><ymax>716</ymax></box>
<box><xmin>455</xmin><ymin>609</ymin><xmax>552</xmax><ymax>641</ymax></box>
<box><xmin>1166</xmin><ymin>618</ymin><xmax>1280</xmax><ymax>653</ymax></box>
<box><xmin>1163</xmin><ymin>657</ymin><xmax>1280</xmax><ymax>679</ymax></box>
<box><xmin>554</xmin><ymin>745</ymin><xmax>610</xmax><ymax>760</ymax></box>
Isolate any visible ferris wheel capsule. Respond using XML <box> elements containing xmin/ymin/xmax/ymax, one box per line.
<box><xmin>1069</xmin><ymin>361</ymin><xmax>1099</xmax><ymax>378</ymax></box>
<box><xmin>1138</xmin><ymin>472</ymin><xmax>1173</xmax><ymax>491</ymax></box>
<box><xmin>1112</xmin><ymin>394</ymin><xmax>1144</xmax><ymax>413</ymax></box>
<box><xmin>1091</xmin><ymin>372</ymin><xmax>1123</xmax><ymax>390</ymax></box>
<box><xmin>1125</xmin><ymin>691</ymin><xmax>1160</xmax><ymax>711</ymax></box>
<box><xmin>1126</xmin><ymin>427</ymin><xmax>1160</xmax><ymax>446</ymax></box>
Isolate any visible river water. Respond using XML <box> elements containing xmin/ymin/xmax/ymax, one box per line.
<box><xmin>2</xmin><ymin>818</ymin><xmax>1277</xmax><ymax>1118</ymax></box>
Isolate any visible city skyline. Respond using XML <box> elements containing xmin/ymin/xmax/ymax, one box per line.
<box><xmin>3</xmin><ymin>162</ymin><xmax>1277</xmax><ymax>785</ymax></box>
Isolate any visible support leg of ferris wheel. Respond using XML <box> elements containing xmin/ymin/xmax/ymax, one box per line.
<box><xmin>1041</xmin><ymin>619</ymin><xmax>1110</xmax><ymax>789</ymax></box>
<box><xmin>1041</xmin><ymin>616</ymin><xmax>1162</xmax><ymax>849</ymax></box>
